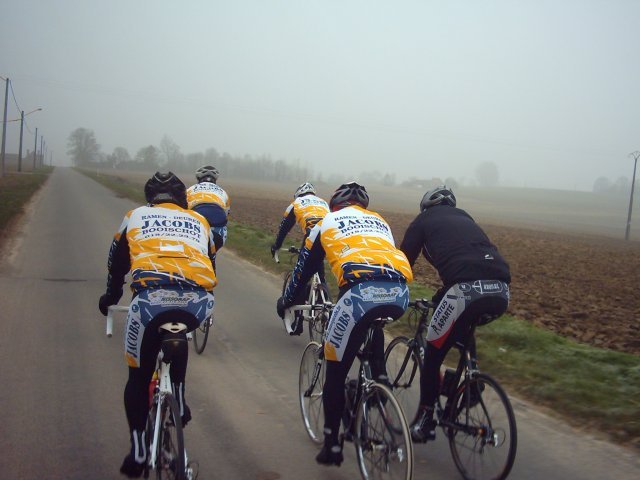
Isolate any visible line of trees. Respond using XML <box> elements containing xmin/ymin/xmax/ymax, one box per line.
<box><xmin>66</xmin><ymin>128</ymin><xmax>400</xmax><ymax>186</ymax></box>
<box><xmin>593</xmin><ymin>176</ymin><xmax>637</xmax><ymax>195</ymax></box>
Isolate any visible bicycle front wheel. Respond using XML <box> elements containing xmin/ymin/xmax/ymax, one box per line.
<box><xmin>384</xmin><ymin>336</ymin><xmax>421</xmax><ymax>424</ymax></box>
<box><xmin>156</xmin><ymin>394</ymin><xmax>186</xmax><ymax>480</ymax></box>
<box><xmin>192</xmin><ymin>316</ymin><xmax>212</xmax><ymax>354</ymax></box>
<box><xmin>448</xmin><ymin>373</ymin><xmax>517</xmax><ymax>480</ymax></box>
<box><xmin>298</xmin><ymin>341</ymin><xmax>325</xmax><ymax>444</ymax></box>
<box><xmin>355</xmin><ymin>383</ymin><xmax>413</xmax><ymax>480</ymax></box>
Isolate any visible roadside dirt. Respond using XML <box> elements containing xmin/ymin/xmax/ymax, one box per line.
<box><xmin>230</xmin><ymin>188</ymin><xmax>640</xmax><ymax>356</ymax></box>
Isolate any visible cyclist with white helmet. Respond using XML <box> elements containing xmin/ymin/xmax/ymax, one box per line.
<box><xmin>399</xmin><ymin>185</ymin><xmax>511</xmax><ymax>443</ymax></box>
<box><xmin>186</xmin><ymin>166</ymin><xmax>231</xmax><ymax>269</ymax></box>
<box><xmin>98</xmin><ymin>172</ymin><xmax>216</xmax><ymax>477</ymax></box>
<box><xmin>271</xmin><ymin>182</ymin><xmax>330</xmax><ymax>334</ymax></box>
<box><xmin>276</xmin><ymin>181</ymin><xmax>413</xmax><ymax>467</ymax></box>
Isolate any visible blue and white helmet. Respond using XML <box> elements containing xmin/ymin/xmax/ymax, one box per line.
<box><xmin>294</xmin><ymin>182</ymin><xmax>316</xmax><ymax>199</ymax></box>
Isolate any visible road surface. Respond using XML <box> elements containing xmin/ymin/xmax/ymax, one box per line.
<box><xmin>0</xmin><ymin>167</ymin><xmax>637</xmax><ymax>479</ymax></box>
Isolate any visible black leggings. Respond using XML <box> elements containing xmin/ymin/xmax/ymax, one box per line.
<box><xmin>124</xmin><ymin>321</ymin><xmax>189</xmax><ymax>433</ymax></box>
<box><xmin>420</xmin><ymin>295</ymin><xmax>508</xmax><ymax>407</ymax></box>
<box><xmin>322</xmin><ymin>304</ymin><xmax>400</xmax><ymax>445</ymax></box>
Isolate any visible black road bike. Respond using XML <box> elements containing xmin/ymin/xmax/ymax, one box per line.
<box><xmin>299</xmin><ymin>303</ymin><xmax>413</xmax><ymax>480</ymax></box>
<box><xmin>384</xmin><ymin>299</ymin><xmax>517</xmax><ymax>480</ymax></box>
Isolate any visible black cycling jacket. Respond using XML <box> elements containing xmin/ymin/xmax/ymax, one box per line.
<box><xmin>400</xmin><ymin>205</ymin><xmax>511</xmax><ymax>290</ymax></box>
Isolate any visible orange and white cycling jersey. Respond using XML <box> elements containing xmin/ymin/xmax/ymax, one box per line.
<box><xmin>284</xmin><ymin>194</ymin><xmax>329</xmax><ymax>233</ymax></box>
<box><xmin>186</xmin><ymin>182</ymin><xmax>231</xmax><ymax>215</ymax></box>
<box><xmin>310</xmin><ymin>205</ymin><xmax>413</xmax><ymax>287</ymax></box>
<box><xmin>110</xmin><ymin>203</ymin><xmax>217</xmax><ymax>292</ymax></box>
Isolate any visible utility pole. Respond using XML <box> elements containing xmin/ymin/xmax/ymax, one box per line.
<box><xmin>626</xmin><ymin>151</ymin><xmax>640</xmax><ymax>241</ymax></box>
<box><xmin>0</xmin><ymin>77</ymin><xmax>8</xmax><ymax>177</ymax></box>
<box><xmin>33</xmin><ymin>127</ymin><xmax>37</xmax><ymax>171</ymax></box>
<box><xmin>18</xmin><ymin>111</ymin><xmax>24</xmax><ymax>172</ymax></box>
<box><xmin>39</xmin><ymin>136</ymin><xmax>43</xmax><ymax>168</ymax></box>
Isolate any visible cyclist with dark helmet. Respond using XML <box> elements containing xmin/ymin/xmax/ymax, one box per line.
<box><xmin>186</xmin><ymin>165</ymin><xmax>231</xmax><ymax>269</ymax></box>
<box><xmin>271</xmin><ymin>182</ymin><xmax>330</xmax><ymax>334</ymax></box>
<box><xmin>98</xmin><ymin>172</ymin><xmax>217</xmax><ymax>478</ymax></box>
<box><xmin>399</xmin><ymin>185</ymin><xmax>511</xmax><ymax>443</ymax></box>
<box><xmin>276</xmin><ymin>181</ymin><xmax>413</xmax><ymax>467</ymax></box>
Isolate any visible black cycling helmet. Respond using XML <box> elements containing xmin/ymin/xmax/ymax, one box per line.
<box><xmin>144</xmin><ymin>171</ymin><xmax>188</xmax><ymax>208</ymax></box>
<box><xmin>420</xmin><ymin>185</ymin><xmax>456</xmax><ymax>211</ymax></box>
<box><xmin>195</xmin><ymin>165</ymin><xmax>219</xmax><ymax>183</ymax></box>
<box><xmin>329</xmin><ymin>181</ymin><xmax>369</xmax><ymax>211</ymax></box>
<box><xmin>294</xmin><ymin>182</ymin><xmax>316</xmax><ymax>199</ymax></box>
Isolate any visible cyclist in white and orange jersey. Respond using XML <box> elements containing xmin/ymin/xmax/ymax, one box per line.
<box><xmin>270</xmin><ymin>182</ymin><xmax>329</xmax><ymax>256</ymax></box>
<box><xmin>276</xmin><ymin>181</ymin><xmax>413</xmax><ymax>467</ymax></box>
<box><xmin>98</xmin><ymin>172</ymin><xmax>216</xmax><ymax>478</ymax></box>
<box><xmin>271</xmin><ymin>182</ymin><xmax>330</xmax><ymax>333</ymax></box>
<box><xmin>186</xmin><ymin>165</ymin><xmax>230</xmax><ymax>269</ymax></box>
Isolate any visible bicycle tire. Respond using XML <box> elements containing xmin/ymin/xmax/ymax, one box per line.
<box><xmin>355</xmin><ymin>383</ymin><xmax>413</xmax><ymax>480</ymax></box>
<box><xmin>192</xmin><ymin>316</ymin><xmax>212</xmax><ymax>355</ymax></box>
<box><xmin>384</xmin><ymin>336</ymin><xmax>421</xmax><ymax>424</ymax></box>
<box><xmin>282</xmin><ymin>271</ymin><xmax>292</xmax><ymax>296</ymax></box>
<box><xmin>156</xmin><ymin>394</ymin><xmax>186</xmax><ymax>480</ymax></box>
<box><xmin>298</xmin><ymin>341</ymin><xmax>325</xmax><ymax>444</ymax></box>
<box><xmin>308</xmin><ymin>283</ymin><xmax>331</xmax><ymax>343</ymax></box>
<box><xmin>448</xmin><ymin>372</ymin><xmax>517</xmax><ymax>480</ymax></box>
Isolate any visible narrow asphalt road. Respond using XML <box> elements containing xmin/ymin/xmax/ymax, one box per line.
<box><xmin>0</xmin><ymin>167</ymin><xmax>637</xmax><ymax>479</ymax></box>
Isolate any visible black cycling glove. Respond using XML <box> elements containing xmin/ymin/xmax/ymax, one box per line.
<box><xmin>98</xmin><ymin>288</ymin><xmax>123</xmax><ymax>316</ymax></box>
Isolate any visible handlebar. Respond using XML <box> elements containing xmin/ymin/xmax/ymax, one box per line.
<box><xmin>106</xmin><ymin>305</ymin><xmax>129</xmax><ymax>337</ymax></box>
<box><xmin>408</xmin><ymin>298</ymin><xmax>436</xmax><ymax>311</ymax></box>
<box><xmin>272</xmin><ymin>245</ymin><xmax>300</xmax><ymax>264</ymax></box>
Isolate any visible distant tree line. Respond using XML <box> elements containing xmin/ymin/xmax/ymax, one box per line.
<box><xmin>66</xmin><ymin>128</ymin><xmax>400</xmax><ymax>187</ymax></box>
<box><xmin>592</xmin><ymin>176</ymin><xmax>637</xmax><ymax>195</ymax></box>
<box><xmin>67</xmin><ymin>128</ymin><xmax>510</xmax><ymax>190</ymax></box>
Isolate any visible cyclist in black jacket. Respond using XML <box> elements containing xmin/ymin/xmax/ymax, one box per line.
<box><xmin>399</xmin><ymin>185</ymin><xmax>511</xmax><ymax>443</ymax></box>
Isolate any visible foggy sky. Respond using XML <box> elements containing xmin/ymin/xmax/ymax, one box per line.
<box><xmin>2</xmin><ymin>0</ymin><xmax>639</xmax><ymax>191</ymax></box>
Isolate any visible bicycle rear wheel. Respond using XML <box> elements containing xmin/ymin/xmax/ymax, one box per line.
<box><xmin>156</xmin><ymin>394</ymin><xmax>186</xmax><ymax>480</ymax></box>
<box><xmin>308</xmin><ymin>283</ymin><xmax>331</xmax><ymax>343</ymax></box>
<box><xmin>355</xmin><ymin>383</ymin><xmax>413</xmax><ymax>480</ymax></box>
<box><xmin>192</xmin><ymin>316</ymin><xmax>212</xmax><ymax>354</ymax></box>
<box><xmin>448</xmin><ymin>373</ymin><xmax>517</xmax><ymax>480</ymax></box>
<box><xmin>298</xmin><ymin>341</ymin><xmax>325</xmax><ymax>444</ymax></box>
<box><xmin>384</xmin><ymin>336</ymin><xmax>421</xmax><ymax>424</ymax></box>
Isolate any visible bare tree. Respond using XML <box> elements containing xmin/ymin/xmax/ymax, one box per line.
<box><xmin>67</xmin><ymin>128</ymin><xmax>100</xmax><ymax>166</ymax></box>
<box><xmin>475</xmin><ymin>161</ymin><xmax>499</xmax><ymax>187</ymax></box>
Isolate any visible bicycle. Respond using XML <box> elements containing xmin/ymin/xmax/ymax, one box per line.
<box><xmin>298</xmin><ymin>303</ymin><xmax>414</xmax><ymax>480</ymax></box>
<box><xmin>384</xmin><ymin>298</ymin><xmax>517</xmax><ymax>480</ymax></box>
<box><xmin>107</xmin><ymin>305</ymin><xmax>197</xmax><ymax>480</ymax></box>
<box><xmin>190</xmin><ymin>315</ymin><xmax>213</xmax><ymax>355</ymax></box>
<box><xmin>274</xmin><ymin>245</ymin><xmax>331</xmax><ymax>341</ymax></box>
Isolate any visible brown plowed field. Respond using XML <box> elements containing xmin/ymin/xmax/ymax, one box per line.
<box><xmin>228</xmin><ymin>183</ymin><xmax>640</xmax><ymax>356</ymax></box>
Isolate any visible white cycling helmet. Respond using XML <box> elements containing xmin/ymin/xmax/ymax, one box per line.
<box><xmin>294</xmin><ymin>182</ymin><xmax>316</xmax><ymax>199</ymax></box>
<box><xmin>195</xmin><ymin>165</ymin><xmax>219</xmax><ymax>183</ymax></box>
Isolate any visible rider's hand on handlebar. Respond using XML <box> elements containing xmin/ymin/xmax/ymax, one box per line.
<box><xmin>98</xmin><ymin>288</ymin><xmax>123</xmax><ymax>316</ymax></box>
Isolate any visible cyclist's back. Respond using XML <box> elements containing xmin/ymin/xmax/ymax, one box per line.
<box><xmin>186</xmin><ymin>165</ymin><xmax>230</xmax><ymax>257</ymax></box>
<box><xmin>277</xmin><ymin>181</ymin><xmax>413</xmax><ymax>467</ymax></box>
<box><xmin>399</xmin><ymin>185</ymin><xmax>511</xmax><ymax>442</ymax></box>
<box><xmin>271</xmin><ymin>182</ymin><xmax>329</xmax><ymax>252</ymax></box>
<box><xmin>98</xmin><ymin>172</ymin><xmax>216</xmax><ymax>478</ymax></box>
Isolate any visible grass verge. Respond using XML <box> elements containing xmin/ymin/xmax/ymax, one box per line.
<box><xmin>81</xmin><ymin>169</ymin><xmax>640</xmax><ymax>449</ymax></box>
<box><xmin>0</xmin><ymin>167</ymin><xmax>53</xmax><ymax>236</ymax></box>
